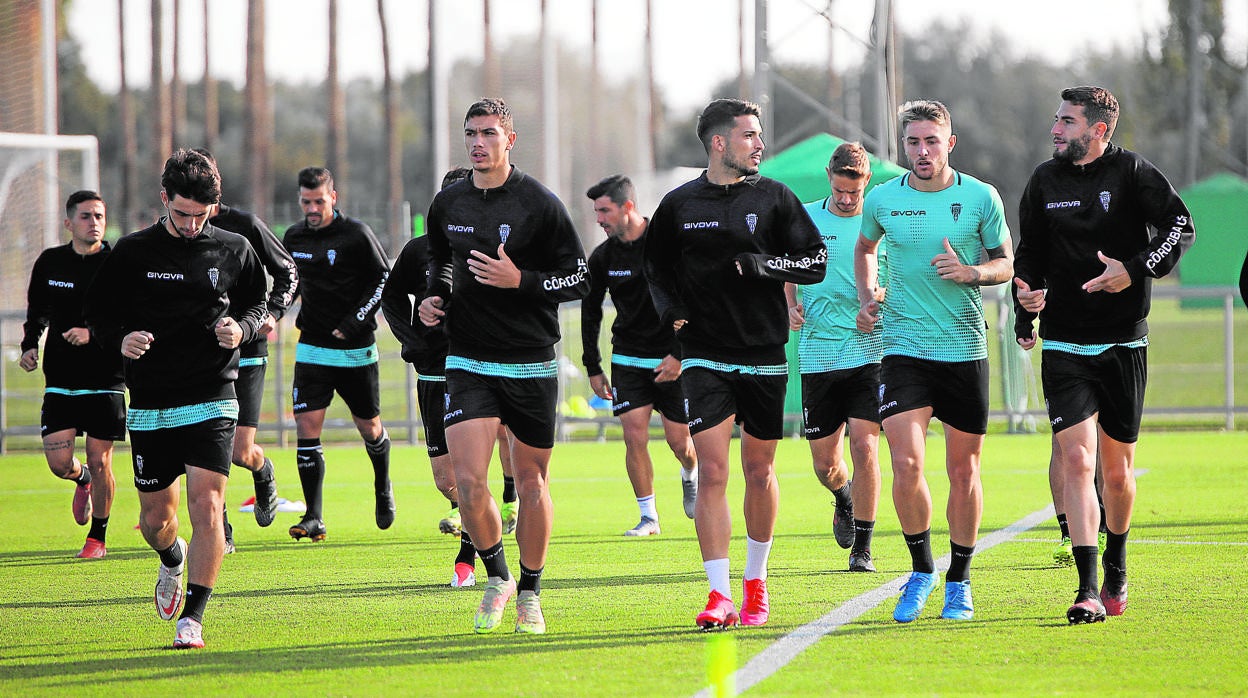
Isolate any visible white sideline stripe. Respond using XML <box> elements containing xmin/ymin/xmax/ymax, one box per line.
<box><xmin>1014</xmin><ymin>536</ymin><xmax>1248</xmax><ymax>547</ymax></box>
<box><xmin>693</xmin><ymin>505</ymin><xmax>1055</xmax><ymax>698</ymax></box>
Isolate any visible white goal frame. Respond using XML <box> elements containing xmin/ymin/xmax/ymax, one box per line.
<box><xmin>0</xmin><ymin>131</ymin><xmax>99</xmax><ymax>249</ymax></box>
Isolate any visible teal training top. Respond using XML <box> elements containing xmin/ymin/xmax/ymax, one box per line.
<box><xmin>797</xmin><ymin>201</ymin><xmax>883</xmax><ymax>373</ymax></box>
<box><xmin>860</xmin><ymin>171</ymin><xmax>1010</xmax><ymax>362</ymax></box>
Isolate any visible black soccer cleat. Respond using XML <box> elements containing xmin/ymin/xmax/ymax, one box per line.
<box><xmin>375</xmin><ymin>484</ymin><xmax>396</xmax><ymax>530</ymax></box>
<box><xmin>253</xmin><ymin>458</ymin><xmax>279</xmax><ymax>528</ymax></box>
<box><xmin>289</xmin><ymin>517</ymin><xmax>327</xmax><ymax>542</ymax></box>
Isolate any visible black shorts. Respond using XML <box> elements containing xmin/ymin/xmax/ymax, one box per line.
<box><xmin>1042</xmin><ymin>346</ymin><xmax>1146</xmax><ymax>444</ymax></box>
<box><xmin>417</xmin><ymin>376</ymin><xmax>449</xmax><ymax>457</ymax></box>
<box><xmin>610</xmin><ymin>362</ymin><xmax>686</xmax><ymax>422</ymax></box>
<box><xmin>801</xmin><ymin>363</ymin><xmax>881</xmax><ymax>440</ymax></box>
<box><xmin>129</xmin><ymin>417</ymin><xmax>236</xmax><ymax>492</ymax></box>
<box><xmin>40</xmin><ymin>391</ymin><xmax>127</xmax><ymax>441</ymax></box>
<box><xmin>682</xmin><ymin>366</ymin><xmax>787</xmax><ymax>440</ymax></box>
<box><xmin>235</xmin><ymin>360</ymin><xmax>267</xmax><ymax>428</ymax></box>
<box><xmin>880</xmin><ymin>355</ymin><xmax>989</xmax><ymax>435</ymax></box>
<box><xmin>292</xmin><ymin>361</ymin><xmax>381</xmax><ymax>419</ymax></box>
<box><xmin>445</xmin><ymin>369</ymin><xmax>558</xmax><ymax>449</ymax></box>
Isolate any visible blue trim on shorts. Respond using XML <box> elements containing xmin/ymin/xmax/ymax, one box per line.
<box><xmin>1044</xmin><ymin>337</ymin><xmax>1149</xmax><ymax>356</ymax></box>
<box><xmin>128</xmin><ymin>400</ymin><xmax>239</xmax><ymax>431</ymax></box>
<box><xmin>612</xmin><ymin>355</ymin><xmax>663</xmax><ymax>370</ymax></box>
<box><xmin>238</xmin><ymin>356</ymin><xmax>267</xmax><ymax>367</ymax></box>
<box><xmin>446</xmin><ymin>355</ymin><xmax>558</xmax><ymax>379</ymax></box>
<box><xmin>295</xmin><ymin>343</ymin><xmax>379</xmax><ymax>367</ymax></box>
<box><xmin>417</xmin><ymin>374</ymin><xmax>446</xmax><ymax>383</ymax></box>
<box><xmin>44</xmin><ymin>388</ymin><xmax>124</xmax><ymax>396</ymax></box>
<box><xmin>682</xmin><ymin>358</ymin><xmax>788</xmax><ymax>376</ymax></box>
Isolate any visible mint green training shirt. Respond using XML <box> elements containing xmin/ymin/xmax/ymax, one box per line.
<box><xmin>860</xmin><ymin>170</ymin><xmax>1010</xmax><ymax>362</ymax></box>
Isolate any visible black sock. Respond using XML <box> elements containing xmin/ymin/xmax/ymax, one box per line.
<box><xmin>831</xmin><ymin>484</ymin><xmax>851</xmax><ymax>509</ymax></box>
<box><xmin>253</xmin><ymin>457</ymin><xmax>274</xmax><ymax>482</ymax></box>
<box><xmin>158</xmin><ymin>539</ymin><xmax>185</xmax><ymax>568</ymax></box>
<box><xmin>180</xmin><ymin>583</ymin><xmax>212</xmax><ymax>623</ymax></box>
<box><xmin>947</xmin><ymin>542</ymin><xmax>975</xmax><ymax>583</ymax></box>
<box><xmin>1103</xmin><ymin>528</ymin><xmax>1128</xmax><ymax>589</ymax></box>
<box><xmin>851</xmin><ymin>519</ymin><xmax>874</xmax><ymax>554</ymax></box>
<box><xmin>296</xmin><ymin>438</ymin><xmax>326</xmax><ymax>520</ymax></box>
<box><xmin>1074</xmin><ymin>545</ymin><xmax>1099</xmax><ymax>593</ymax></box>
<box><xmin>87</xmin><ymin>516</ymin><xmax>109</xmax><ymax>543</ymax></box>
<box><xmin>73</xmin><ymin>465</ymin><xmax>92</xmax><ymax>486</ymax></box>
<box><xmin>222</xmin><ymin>507</ymin><xmax>233</xmax><ymax>542</ymax></box>
<box><xmin>365</xmin><ymin>430</ymin><xmax>391</xmax><ymax>492</ymax></box>
<box><xmin>455</xmin><ymin>531</ymin><xmax>476</xmax><ymax>566</ymax></box>
<box><xmin>502</xmin><ymin>476</ymin><xmax>517</xmax><ymax>504</ymax></box>
<box><xmin>904</xmin><ymin>529</ymin><xmax>935</xmax><ymax>574</ymax></box>
<box><xmin>1056</xmin><ymin>513</ymin><xmax>1070</xmax><ymax>539</ymax></box>
<box><xmin>519</xmin><ymin>563</ymin><xmax>543</xmax><ymax>595</ymax></box>
<box><xmin>477</xmin><ymin>541</ymin><xmax>510</xmax><ymax>581</ymax></box>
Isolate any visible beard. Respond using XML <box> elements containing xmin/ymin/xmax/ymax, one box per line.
<box><xmin>1054</xmin><ymin>133</ymin><xmax>1092</xmax><ymax>163</ymax></box>
<box><xmin>723</xmin><ymin>150</ymin><xmax>760</xmax><ymax>177</ymax></box>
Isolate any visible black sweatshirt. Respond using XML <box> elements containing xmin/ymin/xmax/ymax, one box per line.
<box><xmin>580</xmin><ymin>230</ymin><xmax>675</xmax><ymax>377</ymax></box>
<box><xmin>210</xmin><ymin>203</ymin><xmax>299</xmax><ymax>359</ymax></box>
<box><xmin>382</xmin><ymin>235</ymin><xmax>449</xmax><ymax>376</ymax></box>
<box><xmin>644</xmin><ymin>172</ymin><xmax>826</xmax><ymax>366</ymax></box>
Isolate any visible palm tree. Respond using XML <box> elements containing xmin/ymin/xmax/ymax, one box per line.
<box><xmin>243</xmin><ymin>0</ymin><xmax>272</xmax><ymax>220</ymax></box>
<box><xmin>119</xmin><ymin>0</ymin><xmax>139</xmax><ymax>230</ymax></box>
<box><xmin>151</xmin><ymin>0</ymin><xmax>171</xmax><ymax>179</ymax></box>
<box><xmin>202</xmin><ymin>0</ymin><xmax>218</xmax><ymax>154</ymax></box>
<box><xmin>377</xmin><ymin>0</ymin><xmax>401</xmax><ymax>252</ymax></box>
<box><xmin>327</xmin><ymin>0</ymin><xmax>347</xmax><ymax>201</ymax></box>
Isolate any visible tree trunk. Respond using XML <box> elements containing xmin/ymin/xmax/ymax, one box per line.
<box><xmin>378</xmin><ymin>0</ymin><xmax>401</xmax><ymax>253</ymax></box>
<box><xmin>151</xmin><ymin>0</ymin><xmax>171</xmax><ymax>182</ymax></box>
<box><xmin>119</xmin><ymin>0</ymin><xmax>139</xmax><ymax>231</ymax></box>
<box><xmin>244</xmin><ymin>0</ymin><xmax>271</xmax><ymax>220</ymax></box>
<box><xmin>327</xmin><ymin>0</ymin><xmax>347</xmax><ymax>200</ymax></box>
<box><xmin>170</xmin><ymin>0</ymin><xmax>182</xmax><ymax>146</ymax></box>
<box><xmin>202</xmin><ymin>0</ymin><xmax>218</xmax><ymax>154</ymax></box>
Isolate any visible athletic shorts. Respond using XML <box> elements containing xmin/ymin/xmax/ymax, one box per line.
<box><xmin>610</xmin><ymin>362</ymin><xmax>686</xmax><ymax>422</ymax></box>
<box><xmin>1042</xmin><ymin>345</ymin><xmax>1146</xmax><ymax>444</ymax></box>
<box><xmin>879</xmin><ymin>355</ymin><xmax>989</xmax><ymax>435</ymax></box>
<box><xmin>129</xmin><ymin>417</ymin><xmax>236</xmax><ymax>492</ymax></box>
<box><xmin>445</xmin><ymin>369</ymin><xmax>558</xmax><ymax>449</ymax></box>
<box><xmin>681</xmin><ymin>366</ymin><xmax>786</xmax><ymax>440</ymax></box>
<box><xmin>292</xmin><ymin>361</ymin><xmax>381</xmax><ymax>419</ymax></box>
<box><xmin>417</xmin><ymin>376</ymin><xmax>449</xmax><ymax>457</ymax></box>
<box><xmin>40</xmin><ymin>391</ymin><xmax>126</xmax><ymax>441</ymax></box>
<box><xmin>801</xmin><ymin>363</ymin><xmax>881</xmax><ymax>440</ymax></box>
<box><xmin>235</xmin><ymin>360</ymin><xmax>267</xmax><ymax>428</ymax></box>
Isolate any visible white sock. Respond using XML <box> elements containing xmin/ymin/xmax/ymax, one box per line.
<box><xmin>682</xmin><ymin>466</ymin><xmax>698</xmax><ymax>482</ymax></box>
<box><xmin>744</xmin><ymin>536</ymin><xmax>772</xmax><ymax>581</ymax></box>
<box><xmin>703</xmin><ymin>558</ymin><xmax>731</xmax><ymax>598</ymax></box>
<box><xmin>637</xmin><ymin>494</ymin><xmax>658</xmax><ymax>521</ymax></box>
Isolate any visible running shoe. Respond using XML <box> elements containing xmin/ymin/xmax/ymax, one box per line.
<box><xmin>1052</xmin><ymin>536</ymin><xmax>1074</xmax><ymax>567</ymax></box>
<box><xmin>451</xmin><ymin>562</ymin><xmax>476</xmax><ymax>588</ymax></box>
<box><xmin>289</xmin><ymin>517</ymin><xmax>327</xmax><ymax>542</ymax></box>
<box><xmin>848</xmin><ymin>549</ymin><xmax>876</xmax><ymax>572</ymax></box>
<box><xmin>696</xmin><ymin>590</ymin><xmax>738</xmax><ymax>631</ymax></box>
<box><xmin>624</xmin><ymin>517</ymin><xmax>661</xmax><ymax>537</ymax></box>
<box><xmin>893</xmin><ymin>571</ymin><xmax>938</xmax><ymax>623</ymax></box>
<box><xmin>72</xmin><ymin>482</ymin><xmax>92</xmax><ymax>526</ymax></box>
<box><xmin>172</xmin><ymin>617</ymin><xmax>205</xmax><ymax>649</ymax></box>
<box><xmin>223</xmin><ymin>538</ymin><xmax>236</xmax><ymax>555</ymax></box>
<box><xmin>474</xmin><ymin>576</ymin><xmax>517</xmax><ymax>633</ymax></box>
<box><xmin>832</xmin><ymin>496</ymin><xmax>855</xmax><ymax>549</ymax></box>
<box><xmin>739</xmin><ymin>578</ymin><xmax>770</xmax><ymax>626</ymax></box>
<box><xmin>501</xmin><ymin>501</ymin><xmax>518</xmax><ymax>535</ymax></box>
<box><xmin>941</xmin><ymin>580</ymin><xmax>974</xmax><ymax>620</ymax></box>
<box><xmin>375</xmin><ymin>483</ymin><xmax>396</xmax><ymax>530</ymax></box>
<box><xmin>155</xmin><ymin>537</ymin><xmax>188</xmax><ymax>621</ymax></box>
<box><xmin>514</xmin><ymin>590</ymin><xmax>546</xmax><ymax>634</ymax></box>
<box><xmin>439</xmin><ymin>508</ymin><xmax>462</xmax><ymax>536</ymax></box>
<box><xmin>75</xmin><ymin>537</ymin><xmax>106</xmax><ymax>559</ymax></box>
<box><xmin>223</xmin><ymin>516</ymin><xmax>235</xmax><ymax>554</ymax></box>
<box><xmin>1067</xmin><ymin>592</ymin><xmax>1107</xmax><ymax>625</ymax></box>
<box><xmin>253</xmin><ymin>458</ymin><xmax>279</xmax><ymax>528</ymax></box>
<box><xmin>682</xmin><ymin>473</ymin><xmax>698</xmax><ymax>519</ymax></box>
<box><xmin>1101</xmin><ymin>579</ymin><xmax>1128</xmax><ymax>617</ymax></box>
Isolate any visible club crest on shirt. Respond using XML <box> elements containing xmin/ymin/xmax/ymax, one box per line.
<box><xmin>746</xmin><ymin>213</ymin><xmax>758</xmax><ymax>234</ymax></box>
<box><xmin>499</xmin><ymin>223</ymin><xmax>511</xmax><ymax>244</ymax></box>
<box><xmin>328</xmin><ymin>249</ymin><xmax>337</xmax><ymax>266</ymax></box>
<box><xmin>1099</xmin><ymin>191</ymin><xmax>1111</xmax><ymax>212</ymax></box>
<box><xmin>950</xmin><ymin>203</ymin><xmax>962</xmax><ymax>222</ymax></box>
<box><xmin>208</xmin><ymin>267</ymin><xmax>220</xmax><ymax>288</ymax></box>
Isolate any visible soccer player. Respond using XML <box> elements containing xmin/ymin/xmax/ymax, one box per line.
<box><xmin>581</xmin><ymin>174</ymin><xmax>699</xmax><ymax>537</ymax></box>
<box><xmin>194</xmin><ymin>148</ymin><xmax>298</xmax><ymax>551</ymax></box>
<box><xmin>20</xmin><ymin>190</ymin><xmax>124</xmax><ymax>559</ymax></box>
<box><xmin>854</xmin><ymin>100</ymin><xmax>1014</xmax><ymax>623</ymax></box>
<box><xmin>783</xmin><ymin>142</ymin><xmax>882</xmax><ymax>572</ymax></box>
<box><xmin>1013</xmin><ymin>86</ymin><xmax>1194</xmax><ymax>624</ymax></box>
<box><xmin>282</xmin><ymin>166</ymin><xmax>392</xmax><ymax>542</ymax></box>
<box><xmin>644</xmin><ymin>98</ymin><xmax>826</xmax><ymax>630</ymax></box>
<box><xmin>418</xmin><ymin>98</ymin><xmax>590</xmax><ymax>634</ymax></box>
<box><xmin>84</xmin><ymin>149</ymin><xmax>268</xmax><ymax>649</ymax></box>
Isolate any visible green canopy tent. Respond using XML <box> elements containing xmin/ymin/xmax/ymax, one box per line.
<box><xmin>1177</xmin><ymin>173</ymin><xmax>1248</xmax><ymax>308</ymax></box>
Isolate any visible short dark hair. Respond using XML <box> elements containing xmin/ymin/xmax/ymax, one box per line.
<box><xmin>441</xmin><ymin>167</ymin><xmax>472</xmax><ymax>190</ymax></box>
<box><xmin>829</xmin><ymin>142</ymin><xmax>870</xmax><ymax>180</ymax></box>
<box><xmin>190</xmin><ymin>147</ymin><xmax>216</xmax><ymax>165</ymax></box>
<box><xmin>585</xmin><ymin>174</ymin><xmax>635</xmax><ymax>206</ymax></box>
<box><xmin>464</xmin><ymin>98</ymin><xmax>513</xmax><ymax>133</ymax></box>
<box><xmin>696</xmin><ymin>98</ymin><xmax>761</xmax><ymax>154</ymax></box>
<box><xmin>65</xmin><ymin>190</ymin><xmax>104</xmax><ymax>218</ymax></box>
<box><xmin>1061</xmin><ymin>85</ymin><xmax>1120</xmax><ymax>141</ymax></box>
<box><xmin>298</xmin><ymin>166</ymin><xmax>334</xmax><ymax>192</ymax></box>
<box><xmin>161</xmin><ymin>148</ymin><xmax>221</xmax><ymax>205</ymax></box>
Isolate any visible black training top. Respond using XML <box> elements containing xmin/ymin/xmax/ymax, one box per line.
<box><xmin>580</xmin><ymin>228</ymin><xmax>676</xmax><ymax>377</ymax></box>
<box><xmin>382</xmin><ymin>235</ymin><xmax>448</xmax><ymax>376</ymax></box>
<box><xmin>22</xmin><ymin>242</ymin><xmax>124</xmax><ymax>391</ymax></box>
<box><xmin>1014</xmin><ymin>145</ymin><xmax>1196</xmax><ymax>344</ymax></box>
<box><xmin>209</xmin><ymin>203</ymin><xmax>299</xmax><ymax>359</ymax></box>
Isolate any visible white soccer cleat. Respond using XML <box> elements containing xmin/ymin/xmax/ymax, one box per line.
<box><xmin>154</xmin><ymin>537</ymin><xmax>188</xmax><ymax>621</ymax></box>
